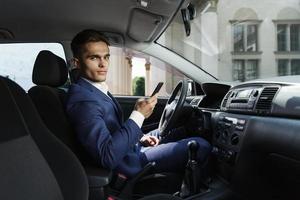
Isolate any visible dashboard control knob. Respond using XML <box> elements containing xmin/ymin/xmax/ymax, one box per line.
<box><xmin>225</xmin><ymin>151</ymin><xmax>235</xmax><ymax>163</ymax></box>
<box><xmin>231</xmin><ymin>134</ymin><xmax>239</xmax><ymax>145</ymax></box>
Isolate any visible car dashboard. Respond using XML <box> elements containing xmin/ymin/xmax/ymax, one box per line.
<box><xmin>191</xmin><ymin>79</ymin><xmax>300</xmax><ymax>199</ymax></box>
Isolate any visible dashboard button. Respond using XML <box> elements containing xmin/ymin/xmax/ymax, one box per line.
<box><xmin>235</xmin><ymin>125</ymin><xmax>244</xmax><ymax>131</ymax></box>
<box><xmin>237</xmin><ymin>119</ymin><xmax>246</xmax><ymax>125</ymax></box>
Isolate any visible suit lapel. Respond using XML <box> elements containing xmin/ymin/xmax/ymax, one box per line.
<box><xmin>77</xmin><ymin>78</ymin><xmax>123</xmax><ymax>124</ymax></box>
<box><xmin>108</xmin><ymin>92</ymin><xmax>124</xmax><ymax>123</ymax></box>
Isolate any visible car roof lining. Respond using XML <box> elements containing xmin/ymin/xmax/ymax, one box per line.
<box><xmin>0</xmin><ymin>0</ymin><xmax>184</xmax><ymax>44</ymax></box>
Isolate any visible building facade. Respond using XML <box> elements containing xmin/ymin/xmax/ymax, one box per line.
<box><xmin>106</xmin><ymin>0</ymin><xmax>300</xmax><ymax>95</ymax></box>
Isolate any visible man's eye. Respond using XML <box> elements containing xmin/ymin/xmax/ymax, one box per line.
<box><xmin>90</xmin><ymin>56</ymin><xmax>97</xmax><ymax>60</ymax></box>
<box><xmin>104</xmin><ymin>56</ymin><xmax>110</xmax><ymax>61</ymax></box>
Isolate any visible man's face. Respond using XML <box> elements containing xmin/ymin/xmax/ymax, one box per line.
<box><xmin>75</xmin><ymin>41</ymin><xmax>110</xmax><ymax>82</ymax></box>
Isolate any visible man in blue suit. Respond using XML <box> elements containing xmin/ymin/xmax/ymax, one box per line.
<box><xmin>66</xmin><ymin>29</ymin><xmax>212</xmax><ymax>178</ymax></box>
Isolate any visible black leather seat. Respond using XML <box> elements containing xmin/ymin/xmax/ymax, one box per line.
<box><xmin>0</xmin><ymin>75</ymin><xmax>182</xmax><ymax>200</ymax></box>
<box><xmin>0</xmin><ymin>75</ymin><xmax>89</xmax><ymax>200</ymax></box>
<box><xmin>28</xmin><ymin>50</ymin><xmax>113</xmax><ymax>198</ymax></box>
<box><xmin>28</xmin><ymin>51</ymin><xmax>101</xmax><ymax>166</ymax></box>
<box><xmin>28</xmin><ymin>50</ymin><xmax>76</xmax><ymax>151</ymax></box>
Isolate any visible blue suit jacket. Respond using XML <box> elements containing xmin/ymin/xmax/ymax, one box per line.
<box><xmin>66</xmin><ymin>78</ymin><xmax>143</xmax><ymax>177</ymax></box>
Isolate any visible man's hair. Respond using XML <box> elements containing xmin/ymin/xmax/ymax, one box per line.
<box><xmin>71</xmin><ymin>29</ymin><xmax>110</xmax><ymax>58</ymax></box>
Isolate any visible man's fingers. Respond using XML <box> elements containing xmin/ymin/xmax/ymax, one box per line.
<box><xmin>147</xmin><ymin>94</ymin><xmax>158</xmax><ymax>103</ymax></box>
<box><xmin>147</xmin><ymin>137</ymin><xmax>155</xmax><ymax>145</ymax></box>
<box><xmin>141</xmin><ymin>135</ymin><xmax>159</xmax><ymax>146</ymax></box>
<box><xmin>148</xmin><ymin>97</ymin><xmax>157</xmax><ymax>110</ymax></box>
<box><xmin>148</xmin><ymin>139</ymin><xmax>155</xmax><ymax>146</ymax></box>
<box><xmin>136</xmin><ymin>95</ymin><xmax>157</xmax><ymax>118</ymax></box>
<box><xmin>154</xmin><ymin>137</ymin><xmax>159</xmax><ymax>145</ymax></box>
<box><xmin>145</xmin><ymin>110</ymin><xmax>153</xmax><ymax>119</ymax></box>
<box><xmin>136</xmin><ymin>98</ymin><xmax>145</xmax><ymax>104</ymax></box>
<box><xmin>149</xmin><ymin>136</ymin><xmax>159</xmax><ymax>146</ymax></box>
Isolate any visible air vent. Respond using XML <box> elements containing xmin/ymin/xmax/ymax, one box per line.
<box><xmin>221</xmin><ymin>91</ymin><xmax>232</xmax><ymax>108</ymax></box>
<box><xmin>256</xmin><ymin>87</ymin><xmax>279</xmax><ymax>111</ymax></box>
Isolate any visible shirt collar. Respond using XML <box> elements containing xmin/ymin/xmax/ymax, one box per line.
<box><xmin>81</xmin><ymin>77</ymin><xmax>109</xmax><ymax>96</ymax></box>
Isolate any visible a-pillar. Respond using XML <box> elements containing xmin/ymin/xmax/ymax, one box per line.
<box><xmin>200</xmin><ymin>0</ymin><xmax>219</xmax><ymax>76</ymax></box>
<box><xmin>145</xmin><ymin>61</ymin><xmax>151</xmax><ymax>96</ymax></box>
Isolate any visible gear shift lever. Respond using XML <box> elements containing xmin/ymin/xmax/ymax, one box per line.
<box><xmin>188</xmin><ymin>140</ymin><xmax>198</xmax><ymax>161</ymax></box>
<box><xmin>179</xmin><ymin>140</ymin><xmax>201</xmax><ymax>198</ymax></box>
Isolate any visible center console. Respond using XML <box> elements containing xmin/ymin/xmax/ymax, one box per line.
<box><xmin>212</xmin><ymin>84</ymin><xmax>280</xmax><ymax>181</ymax></box>
<box><xmin>212</xmin><ymin>112</ymin><xmax>248</xmax><ymax>181</ymax></box>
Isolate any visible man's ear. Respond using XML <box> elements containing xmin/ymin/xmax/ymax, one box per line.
<box><xmin>72</xmin><ymin>58</ymin><xmax>81</xmax><ymax>69</ymax></box>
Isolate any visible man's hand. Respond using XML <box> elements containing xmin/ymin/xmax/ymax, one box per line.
<box><xmin>134</xmin><ymin>94</ymin><xmax>158</xmax><ymax>118</ymax></box>
<box><xmin>140</xmin><ymin>135</ymin><xmax>159</xmax><ymax>147</ymax></box>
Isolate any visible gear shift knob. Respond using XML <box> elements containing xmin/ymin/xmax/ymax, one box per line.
<box><xmin>187</xmin><ymin>140</ymin><xmax>198</xmax><ymax>161</ymax></box>
<box><xmin>179</xmin><ymin>140</ymin><xmax>201</xmax><ymax>197</ymax></box>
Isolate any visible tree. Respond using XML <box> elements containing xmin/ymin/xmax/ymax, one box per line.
<box><xmin>132</xmin><ymin>76</ymin><xmax>145</xmax><ymax>96</ymax></box>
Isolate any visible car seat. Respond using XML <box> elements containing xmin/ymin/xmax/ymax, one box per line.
<box><xmin>27</xmin><ymin>50</ymin><xmax>183</xmax><ymax>199</ymax></box>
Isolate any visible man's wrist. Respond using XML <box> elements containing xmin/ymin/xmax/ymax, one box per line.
<box><xmin>129</xmin><ymin>110</ymin><xmax>145</xmax><ymax>128</ymax></box>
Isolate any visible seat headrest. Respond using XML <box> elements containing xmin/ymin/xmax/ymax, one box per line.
<box><xmin>32</xmin><ymin>50</ymin><xmax>68</xmax><ymax>87</ymax></box>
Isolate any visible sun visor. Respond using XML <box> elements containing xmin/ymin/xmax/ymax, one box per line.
<box><xmin>127</xmin><ymin>9</ymin><xmax>163</xmax><ymax>42</ymax></box>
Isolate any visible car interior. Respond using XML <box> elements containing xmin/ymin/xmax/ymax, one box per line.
<box><xmin>0</xmin><ymin>0</ymin><xmax>299</xmax><ymax>200</ymax></box>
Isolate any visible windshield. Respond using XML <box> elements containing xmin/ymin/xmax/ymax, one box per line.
<box><xmin>157</xmin><ymin>0</ymin><xmax>300</xmax><ymax>82</ymax></box>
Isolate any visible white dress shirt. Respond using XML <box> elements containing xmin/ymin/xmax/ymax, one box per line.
<box><xmin>82</xmin><ymin>78</ymin><xmax>145</xmax><ymax>128</ymax></box>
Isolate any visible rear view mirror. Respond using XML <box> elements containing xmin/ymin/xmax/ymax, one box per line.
<box><xmin>181</xmin><ymin>4</ymin><xmax>196</xmax><ymax>37</ymax></box>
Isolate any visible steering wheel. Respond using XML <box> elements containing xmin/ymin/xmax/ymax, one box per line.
<box><xmin>159</xmin><ymin>79</ymin><xmax>189</xmax><ymax>137</ymax></box>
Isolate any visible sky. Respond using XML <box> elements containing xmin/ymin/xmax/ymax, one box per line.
<box><xmin>132</xmin><ymin>57</ymin><xmax>146</xmax><ymax>79</ymax></box>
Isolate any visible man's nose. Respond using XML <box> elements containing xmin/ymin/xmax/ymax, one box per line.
<box><xmin>98</xmin><ymin>58</ymin><xmax>105</xmax><ymax>67</ymax></box>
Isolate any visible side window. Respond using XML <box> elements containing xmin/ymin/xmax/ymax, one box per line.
<box><xmin>0</xmin><ymin>43</ymin><xmax>66</xmax><ymax>91</ymax></box>
<box><xmin>106</xmin><ymin>46</ymin><xmax>186</xmax><ymax>97</ymax></box>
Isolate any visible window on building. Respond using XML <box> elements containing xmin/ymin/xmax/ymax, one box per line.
<box><xmin>245</xmin><ymin>60</ymin><xmax>258</xmax><ymax>80</ymax></box>
<box><xmin>234</xmin><ymin>25</ymin><xmax>244</xmax><ymax>52</ymax></box>
<box><xmin>0</xmin><ymin>43</ymin><xmax>66</xmax><ymax>91</ymax></box>
<box><xmin>277</xmin><ymin>25</ymin><xmax>287</xmax><ymax>51</ymax></box>
<box><xmin>246</xmin><ymin>25</ymin><xmax>258</xmax><ymax>51</ymax></box>
<box><xmin>233</xmin><ymin>23</ymin><xmax>258</xmax><ymax>52</ymax></box>
<box><xmin>290</xmin><ymin>24</ymin><xmax>300</xmax><ymax>51</ymax></box>
<box><xmin>277</xmin><ymin>59</ymin><xmax>300</xmax><ymax>76</ymax></box>
<box><xmin>278</xmin><ymin>59</ymin><xmax>289</xmax><ymax>76</ymax></box>
<box><xmin>277</xmin><ymin>23</ymin><xmax>300</xmax><ymax>52</ymax></box>
<box><xmin>233</xmin><ymin>59</ymin><xmax>259</xmax><ymax>82</ymax></box>
<box><xmin>232</xmin><ymin>60</ymin><xmax>244</xmax><ymax>80</ymax></box>
<box><xmin>291</xmin><ymin>59</ymin><xmax>300</xmax><ymax>75</ymax></box>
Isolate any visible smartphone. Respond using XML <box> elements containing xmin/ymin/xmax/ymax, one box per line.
<box><xmin>151</xmin><ymin>82</ymin><xmax>164</xmax><ymax>97</ymax></box>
